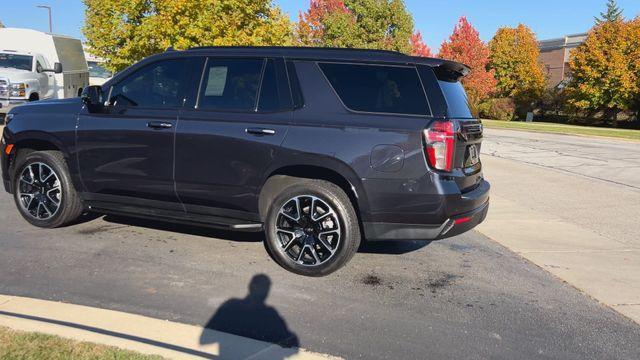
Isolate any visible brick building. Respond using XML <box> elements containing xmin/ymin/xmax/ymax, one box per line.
<box><xmin>538</xmin><ymin>33</ymin><xmax>587</xmax><ymax>88</ymax></box>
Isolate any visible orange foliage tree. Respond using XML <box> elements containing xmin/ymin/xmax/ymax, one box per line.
<box><xmin>489</xmin><ymin>24</ymin><xmax>546</xmax><ymax>114</ymax></box>
<box><xmin>410</xmin><ymin>31</ymin><xmax>432</xmax><ymax>57</ymax></box>
<box><xmin>439</xmin><ymin>17</ymin><xmax>496</xmax><ymax>112</ymax></box>
<box><xmin>566</xmin><ymin>17</ymin><xmax>640</xmax><ymax>123</ymax></box>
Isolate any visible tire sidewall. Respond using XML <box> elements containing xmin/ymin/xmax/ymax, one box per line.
<box><xmin>265</xmin><ymin>181</ymin><xmax>360</xmax><ymax>277</ymax></box>
<box><xmin>13</xmin><ymin>151</ymin><xmax>75</xmax><ymax>228</ymax></box>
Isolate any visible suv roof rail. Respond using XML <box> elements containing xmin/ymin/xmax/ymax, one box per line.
<box><xmin>186</xmin><ymin>45</ymin><xmax>406</xmax><ymax>56</ymax></box>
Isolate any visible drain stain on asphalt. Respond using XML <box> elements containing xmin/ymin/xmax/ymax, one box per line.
<box><xmin>361</xmin><ymin>274</ymin><xmax>382</xmax><ymax>286</ymax></box>
<box><xmin>426</xmin><ymin>273</ymin><xmax>461</xmax><ymax>293</ymax></box>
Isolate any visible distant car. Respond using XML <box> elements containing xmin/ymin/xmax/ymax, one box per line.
<box><xmin>0</xmin><ymin>28</ymin><xmax>89</xmax><ymax>117</ymax></box>
<box><xmin>1</xmin><ymin>47</ymin><xmax>489</xmax><ymax>276</ymax></box>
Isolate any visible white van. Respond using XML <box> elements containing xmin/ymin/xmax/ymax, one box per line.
<box><xmin>84</xmin><ymin>49</ymin><xmax>113</xmax><ymax>86</ymax></box>
<box><xmin>0</xmin><ymin>28</ymin><xmax>89</xmax><ymax>115</ymax></box>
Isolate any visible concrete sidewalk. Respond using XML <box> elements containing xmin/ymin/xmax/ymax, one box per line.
<box><xmin>479</xmin><ymin>152</ymin><xmax>640</xmax><ymax>324</ymax></box>
<box><xmin>0</xmin><ymin>294</ymin><xmax>339</xmax><ymax>360</ymax></box>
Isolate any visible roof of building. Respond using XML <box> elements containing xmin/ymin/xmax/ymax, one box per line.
<box><xmin>539</xmin><ymin>33</ymin><xmax>588</xmax><ymax>50</ymax></box>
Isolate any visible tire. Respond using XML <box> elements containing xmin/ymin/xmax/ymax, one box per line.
<box><xmin>12</xmin><ymin>150</ymin><xmax>84</xmax><ymax>228</ymax></box>
<box><xmin>264</xmin><ymin>178</ymin><xmax>361</xmax><ymax>276</ymax></box>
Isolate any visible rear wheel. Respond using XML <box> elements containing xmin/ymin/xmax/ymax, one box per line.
<box><xmin>13</xmin><ymin>150</ymin><xmax>84</xmax><ymax>228</ymax></box>
<box><xmin>264</xmin><ymin>179</ymin><xmax>361</xmax><ymax>276</ymax></box>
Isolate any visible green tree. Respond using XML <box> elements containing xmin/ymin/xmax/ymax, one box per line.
<box><xmin>595</xmin><ymin>0</ymin><xmax>624</xmax><ymax>25</ymax></box>
<box><xmin>296</xmin><ymin>0</ymin><xmax>414</xmax><ymax>53</ymax></box>
<box><xmin>488</xmin><ymin>24</ymin><xmax>546</xmax><ymax>114</ymax></box>
<box><xmin>83</xmin><ymin>0</ymin><xmax>293</xmax><ymax>72</ymax></box>
<box><xmin>0</xmin><ymin>20</ymin><xmax>4</xmax><ymax>28</ymax></box>
<box><xmin>566</xmin><ymin>17</ymin><xmax>640</xmax><ymax>124</ymax></box>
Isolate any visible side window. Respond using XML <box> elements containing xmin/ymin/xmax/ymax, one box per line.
<box><xmin>36</xmin><ymin>61</ymin><xmax>43</xmax><ymax>73</ymax></box>
<box><xmin>318</xmin><ymin>63</ymin><xmax>430</xmax><ymax>116</ymax></box>
<box><xmin>109</xmin><ymin>59</ymin><xmax>187</xmax><ymax>108</ymax></box>
<box><xmin>198</xmin><ymin>58</ymin><xmax>264</xmax><ymax>111</ymax></box>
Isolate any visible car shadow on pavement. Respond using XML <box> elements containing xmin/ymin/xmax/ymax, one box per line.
<box><xmin>200</xmin><ymin>274</ymin><xmax>299</xmax><ymax>359</ymax></box>
<box><xmin>100</xmin><ymin>214</ymin><xmax>266</xmax><ymax>243</ymax></box>
<box><xmin>93</xmin><ymin>213</ymin><xmax>431</xmax><ymax>254</ymax></box>
<box><xmin>358</xmin><ymin>239</ymin><xmax>433</xmax><ymax>255</ymax></box>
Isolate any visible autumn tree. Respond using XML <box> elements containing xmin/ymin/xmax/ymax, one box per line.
<box><xmin>410</xmin><ymin>31</ymin><xmax>432</xmax><ymax>57</ymax></box>
<box><xmin>439</xmin><ymin>17</ymin><xmax>496</xmax><ymax>111</ymax></box>
<box><xmin>296</xmin><ymin>0</ymin><xmax>414</xmax><ymax>53</ymax></box>
<box><xmin>566</xmin><ymin>17</ymin><xmax>640</xmax><ymax>123</ymax></box>
<box><xmin>84</xmin><ymin>0</ymin><xmax>293</xmax><ymax>72</ymax></box>
<box><xmin>489</xmin><ymin>24</ymin><xmax>546</xmax><ymax>113</ymax></box>
<box><xmin>595</xmin><ymin>0</ymin><xmax>623</xmax><ymax>25</ymax></box>
<box><xmin>295</xmin><ymin>0</ymin><xmax>358</xmax><ymax>48</ymax></box>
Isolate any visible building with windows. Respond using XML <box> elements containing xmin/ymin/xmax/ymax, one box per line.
<box><xmin>538</xmin><ymin>33</ymin><xmax>587</xmax><ymax>88</ymax></box>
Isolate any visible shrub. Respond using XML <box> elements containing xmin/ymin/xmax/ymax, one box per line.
<box><xmin>478</xmin><ymin>98</ymin><xmax>515</xmax><ymax>121</ymax></box>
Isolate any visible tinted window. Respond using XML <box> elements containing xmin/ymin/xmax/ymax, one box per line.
<box><xmin>438</xmin><ymin>80</ymin><xmax>474</xmax><ymax>119</ymax></box>
<box><xmin>319</xmin><ymin>63</ymin><xmax>430</xmax><ymax>116</ymax></box>
<box><xmin>258</xmin><ymin>59</ymin><xmax>279</xmax><ymax>112</ymax></box>
<box><xmin>110</xmin><ymin>59</ymin><xmax>186</xmax><ymax>108</ymax></box>
<box><xmin>199</xmin><ymin>58</ymin><xmax>263</xmax><ymax>111</ymax></box>
<box><xmin>88</xmin><ymin>61</ymin><xmax>112</xmax><ymax>79</ymax></box>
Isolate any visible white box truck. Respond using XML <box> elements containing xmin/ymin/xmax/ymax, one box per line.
<box><xmin>0</xmin><ymin>28</ymin><xmax>89</xmax><ymax>118</ymax></box>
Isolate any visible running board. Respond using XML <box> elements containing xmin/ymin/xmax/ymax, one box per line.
<box><xmin>87</xmin><ymin>204</ymin><xmax>264</xmax><ymax>232</ymax></box>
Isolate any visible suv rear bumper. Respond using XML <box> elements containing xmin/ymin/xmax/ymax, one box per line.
<box><xmin>362</xmin><ymin>179</ymin><xmax>490</xmax><ymax>241</ymax></box>
<box><xmin>363</xmin><ymin>200</ymin><xmax>488</xmax><ymax>241</ymax></box>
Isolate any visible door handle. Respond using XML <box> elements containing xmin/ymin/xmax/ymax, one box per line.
<box><xmin>147</xmin><ymin>121</ymin><xmax>173</xmax><ymax>129</ymax></box>
<box><xmin>245</xmin><ymin>127</ymin><xmax>276</xmax><ymax>136</ymax></box>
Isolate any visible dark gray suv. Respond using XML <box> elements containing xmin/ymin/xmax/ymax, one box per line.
<box><xmin>1</xmin><ymin>47</ymin><xmax>489</xmax><ymax>276</ymax></box>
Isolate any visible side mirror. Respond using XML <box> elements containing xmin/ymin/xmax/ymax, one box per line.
<box><xmin>43</xmin><ymin>62</ymin><xmax>63</xmax><ymax>74</ymax></box>
<box><xmin>81</xmin><ymin>85</ymin><xmax>103</xmax><ymax>111</ymax></box>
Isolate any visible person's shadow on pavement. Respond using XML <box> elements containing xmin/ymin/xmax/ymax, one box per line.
<box><xmin>200</xmin><ymin>274</ymin><xmax>299</xmax><ymax>359</ymax></box>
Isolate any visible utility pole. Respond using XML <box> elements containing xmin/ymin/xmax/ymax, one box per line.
<box><xmin>36</xmin><ymin>5</ymin><xmax>52</xmax><ymax>33</ymax></box>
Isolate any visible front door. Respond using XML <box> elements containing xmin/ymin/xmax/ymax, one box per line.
<box><xmin>175</xmin><ymin>57</ymin><xmax>292</xmax><ymax>220</ymax></box>
<box><xmin>77</xmin><ymin>58</ymin><xmax>190</xmax><ymax>210</ymax></box>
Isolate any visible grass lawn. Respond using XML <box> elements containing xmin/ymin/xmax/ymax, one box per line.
<box><xmin>481</xmin><ymin>119</ymin><xmax>640</xmax><ymax>141</ymax></box>
<box><xmin>0</xmin><ymin>326</ymin><xmax>163</xmax><ymax>360</ymax></box>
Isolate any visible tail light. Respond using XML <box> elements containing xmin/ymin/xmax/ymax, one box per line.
<box><xmin>424</xmin><ymin>120</ymin><xmax>455</xmax><ymax>172</ymax></box>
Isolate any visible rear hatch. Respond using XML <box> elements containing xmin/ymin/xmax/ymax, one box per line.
<box><xmin>423</xmin><ymin>66</ymin><xmax>484</xmax><ymax>193</ymax></box>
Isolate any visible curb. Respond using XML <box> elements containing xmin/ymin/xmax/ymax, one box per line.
<box><xmin>0</xmin><ymin>294</ymin><xmax>340</xmax><ymax>360</ymax></box>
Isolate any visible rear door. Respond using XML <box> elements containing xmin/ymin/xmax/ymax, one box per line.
<box><xmin>175</xmin><ymin>57</ymin><xmax>292</xmax><ymax>220</ymax></box>
<box><xmin>77</xmin><ymin>58</ymin><xmax>191</xmax><ymax>210</ymax></box>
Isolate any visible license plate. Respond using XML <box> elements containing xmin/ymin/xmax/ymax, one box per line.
<box><xmin>468</xmin><ymin>145</ymin><xmax>479</xmax><ymax>165</ymax></box>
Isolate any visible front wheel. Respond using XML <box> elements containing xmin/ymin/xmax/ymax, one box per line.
<box><xmin>13</xmin><ymin>150</ymin><xmax>84</xmax><ymax>228</ymax></box>
<box><xmin>264</xmin><ymin>179</ymin><xmax>361</xmax><ymax>276</ymax></box>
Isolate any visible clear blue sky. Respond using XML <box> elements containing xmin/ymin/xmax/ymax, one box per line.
<box><xmin>2</xmin><ymin>0</ymin><xmax>640</xmax><ymax>51</ymax></box>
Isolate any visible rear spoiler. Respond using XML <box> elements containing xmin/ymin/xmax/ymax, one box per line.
<box><xmin>411</xmin><ymin>57</ymin><xmax>471</xmax><ymax>81</ymax></box>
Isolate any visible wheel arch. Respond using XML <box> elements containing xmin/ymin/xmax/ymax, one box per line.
<box><xmin>8</xmin><ymin>133</ymin><xmax>71</xmax><ymax>178</ymax></box>
<box><xmin>258</xmin><ymin>163</ymin><xmax>369</xmax><ymax>226</ymax></box>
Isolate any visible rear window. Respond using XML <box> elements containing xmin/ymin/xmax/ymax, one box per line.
<box><xmin>438</xmin><ymin>80</ymin><xmax>473</xmax><ymax>118</ymax></box>
<box><xmin>319</xmin><ymin>63</ymin><xmax>430</xmax><ymax>116</ymax></box>
<box><xmin>435</xmin><ymin>66</ymin><xmax>474</xmax><ymax>118</ymax></box>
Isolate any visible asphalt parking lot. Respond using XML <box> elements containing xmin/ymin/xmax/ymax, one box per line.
<box><xmin>0</xmin><ymin>188</ymin><xmax>639</xmax><ymax>359</ymax></box>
